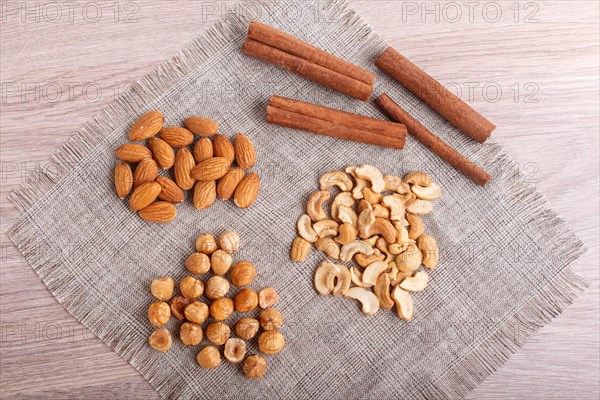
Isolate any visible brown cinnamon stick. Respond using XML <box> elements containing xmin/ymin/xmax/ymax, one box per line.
<box><xmin>375</xmin><ymin>93</ymin><xmax>491</xmax><ymax>186</ymax></box>
<box><xmin>248</xmin><ymin>21</ymin><xmax>376</xmax><ymax>86</ymax></box>
<box><xmin>376</xmin><ymin>46</ymin><xmax>495</xmax><ymax>143</ymax></box>
<box><xmin>266</xmin><ymin>96</ymin><xmax>406</xmax><ymax>150</ymax></box>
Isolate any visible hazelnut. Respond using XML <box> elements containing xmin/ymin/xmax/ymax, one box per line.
<box><xmin>150</xmin><ymin>277</ymin><xmax>174</xmax><ymax>301</ymax></box>
<box><xmin>230</xmin><ymin>261</ymin><xmax>256</xmax><ymax>287</ymax></box>
<box><xmin>180</xmin><ymin>276</ymin><xmax>204</xmax><ymax>299</ymax></box>
<box><xmin>184</xmin><ymin>301</ymin><xmax>209</xmax><ymax>324</ymax></box>
<box><xmin>235</xmin><ymin>318</ymin><xmax>260</xmax><ymax>340</ymax></box>
<box><xmin>258</xmin><ymin>331</ymin><xmax>286</xmax><ymax>355</ymax></box>
<box><xmin>148</xmin><ymin>328</ymin><xmax>172</xmax><ymax>352</ymax></box>
<box><xmin>259</xmin><ymin>308</ymin><xmax>284</xmax><ymax>331</ymax></box>
<box><xmin>195</xmin><ymin>234</ymin><xmax>217</xmax><ymax>255</ymax></box>
<box><xmin>209</xmin><ymin>298</ymin><xmax>234</xmax><ymax>321</ymax></box>
<box><xmin>205</xmin><ymin>321</ymin><xmax>231</xmax><ymax>345</ymax></box>
<box><xmin>218</xmin><ymin>231</ymin><xmax>240</xmax><ymax>253</ymax></box>
<box><xmin>224</xmin><ymin>338</ymin><xmax>246</xmax><ymax>363</ymax></box>
<box><xmin>196</xmin><ymin>346</ymin><xmax>221</xmax><ymax>369</ymax></box>
<box><xmin>148</xmin><ymin>301</ymin><xmax>171</xmax><ymax>327</ymax></box>
<box><xmin>180</xmin><ymin>322</ymin><xmax>203</xmax><ymax>346</ymax></box>
<box><xmin>184</xmin><ymin>253</ymin><xmax>210</xmax><ymax>275</ymax></box>
<box><xmin>169</xmin><ymin>296</ymin><xmax>191</xmax><ymax>321</ymax></box>
<box><xmin>258</xmin><ymin>287</ymin><xmax>279</xmax><ymax>309</ymax></box>
<box><xmin>211</xmin><ymin>250</ymin><xmax>233</xmax><ymax>275</ymax></box>
<box><xmin>205</xmin><ymin>276</ymin><xmax>230</xmax><ymax>300</ymax></box>
<box><xmin>243</xmin><ymin>355</ymin><xmax>267</xmax><ymax>379</ymax></box>
<box><xmin>234</xmin><ymin>289</ymin><xmax>259</xmax><ymax>313</ymax></box>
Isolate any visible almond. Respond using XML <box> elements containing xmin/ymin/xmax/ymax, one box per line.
<box><xmin>129</xmin><ymin>110</ymin><xmax>164</xmax><ymax>141</ymax></box>
<box><xmin>138</xmin><ymin>202</ymin><xmax>177</xmax><ymax>223</ymax></box>
<box><xmin>190</xmin><ymin>157</ymin><xmax>230</xmax><ymax>181</ymax></box>
<box><xmin>174</xmin><ymin>148</ymin><xmax>196</xmax><ymax>190</ymax></box>
<box><xmin>217</xmin><ymin>167</ymin><xmax>244</xmax><ymax>200</ymax></box>
<box><xmin>115</xmin><ymin>144</ymin><xmax>152</xmax><ymax>163</ymax></box>
<box><xmin>114</xmin><ymin>162</ymin><xmax>133</xmax><ymax>199</ymax></box>
<box><xmin>212</xmin><ymin>134</ymin><xmax>235</xmax><ymax>164</ymax></box>
<box><xmin>184</xmin><ymin>116</ymin><xmax>218</xmax><ymax>137</ymax></box>
<box><xmin>130</xmin><ymin>181</ymin><xmax>162</xmax><ymax>211</ymax></box>
<box><xmin>234</xmin><ymin>133</ymin><xmax>256</xmax><ymax>170</ymax></box>
<box><xmin>156</xmin><ymin>176</ymin><xmax>185</xmax><ymax>204</ymax></box>
<box><xmin>194</xmin><ymin>138</ymin><xmax>213</xmax><ymax>163</ymax></box>
<box><xmin>193</xmin><ymin>180</ymin><xmax>217</xmax><ymax>209</ymax></box>
<box><xmin>234</xmin><ymin>172</ymin><xmax>260</xmax><ymax>209</ymax></box>
<box><xmin>159</xmin><ymin>126</ymin><xmax>194</xmax><ymax>148</ymax></box>
<box><xmin>148</xmin><ymin>138</ymin><xmax>175</xmax><ymax>169</ymax></box>
<box><xmin>133</xmin><ymin>158</ymin><xmax>159</xmax><ymax>188</ymax></box>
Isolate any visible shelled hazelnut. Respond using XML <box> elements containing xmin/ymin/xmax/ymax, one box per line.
<box><xmin>258</xmin><ymin>331</ymin><xmax>286</xmax><ymax>355</ymax></box>
<box><xmin>148</xmin><ymin>301</ymin><xmax>171</xmax><ymax>327</ymax></box>
<box><xmin>180</xmin><ymin>276</ymin><xmax>204</xmax><ymax>299</ymax></box>
<box><xmin>195</xmin><ymin>234</ymin><xmax>217</xmax><ymax>255</ymax></box>
<box><xmin>258</xmin><ymin>288</ymin><xmax>279</xmax><ymax>309</ymax></box>
<box><xmin>184</xmin><ymin>301</ymin><xmax>209</xmax><ymax>325</ymax></box>
<box><xmin>234</xmin><ymin>289</ymin><xmax>259</xmax><ymax>313</ymax></box>
<box><xmin>205</xmin><ymin>276</ymin><xmax>230</xmax><ymax>299</ymax></box>
<box><xmin>235</xmin><ymin>318</ymin><xmax>260</xmax><ymax>340</ymax></box>
<box><xmin>209</xmin><ymin>298</ymin><xmax>234</xmax><ymax>321</ymax></box>
<box><xmin>224</xmin><ymin>338</ymin><xmax>246</xmax><ymax>363</ymax></box>
<box><xmin>184</xmin><ymin>253</ymin><xmax>211</xmax><ymax>275</ymax></box>
<box><xmin>205</xmin><ymin>322</ymin><xmax>231</xmax><ymax>345</ymax></box>
<box><xmin>150</xmin><ymin>277</ymin><xmax>174</xmax><ymax>301</ymax></box>
<box><xmin>148</xmin><ymin>328</ymin><xmax>172</xmax><ymax>352</ymax></box>
<box><xmin>180</xmin><ymin>322</ymin><xmax>203</xmax><ymax>346</ymax></box>
<box><xmin>259</xmin><ymin>308</ymin><xmax>284</xmax><ymax>331</ymax></box>
<box><xmin>243</xmin><ymin>355</ymin><xmax>267</xmax><ymax>379</ymax></box>
<box><xmin>197</xmin><ymin>346</ymin><xmax>221</xmax><ymax>369</ymax></box>
<box><xmin>230</xmin><ymin>261</ymin><xmax>256</xmax><ymax>287</ymax></box>
<box><xmin>218</xmin><ymin>231</ymin><xmax>240</xmax><ymax>253</ymax></box>
<box><xmin>211</xmin><ymin>250</ymin><xmax>233</xmax><ymax>275</ymax></box>
<box><xmin>169</xmin><ymin>296</ymin><xmax>191</xmax><ymax>321</ymax></box>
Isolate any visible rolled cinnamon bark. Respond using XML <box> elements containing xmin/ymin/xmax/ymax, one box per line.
<box><xmin>376</xmin><ymin>47</ymin><xmax>495</xmax><ymax>143</ymax></box>
<box><xmin>375</xmin><ymin>93</ymin><xmax>491</xmax><ymax>186</ymax></box>
<box><xmin>248</xmin><ymin>21</ymin><xmax>375</xmax><ymax>86</ymax></box>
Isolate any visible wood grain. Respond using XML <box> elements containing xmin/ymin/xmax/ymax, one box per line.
<box><xmin>1</xmin><ymin>1</ymin><xmax>598</xmax><ymax>399</ymax></box>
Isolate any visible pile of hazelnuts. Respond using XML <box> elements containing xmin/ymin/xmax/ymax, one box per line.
<box><xmin>146</xmin><ymin>231</ymin><xmax>285</xmax><ymax>379</ymax></box>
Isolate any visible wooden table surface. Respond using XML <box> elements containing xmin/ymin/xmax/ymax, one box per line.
<box><xmin>1</xmin><ymin>1</ymin><xmax>598</xmax><ymax>398</ymax></box>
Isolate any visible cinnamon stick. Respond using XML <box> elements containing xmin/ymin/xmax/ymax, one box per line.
<box><xmin>375</xmin><ymin>46</ymin><xmax>495</xmax><ymax>143</ymax></box>
<box><xmin>375</xmin><ymin>93</ymin><xmax>491</xmax><ymax>186</ymax></box>
<box><xmin>266</xmin><ymin>96</ymin><xmax>406</xmax><ymax>150</ymax></box>
<box><xmin>248</xmin><ymin>21</ymin><xmax>375</xmax><ymax>86</ymax></box>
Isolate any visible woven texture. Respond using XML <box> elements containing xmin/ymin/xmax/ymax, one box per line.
<box><xmin>8</xmin><ymin>1</ymin><xmax>587</xmax><ymax>399</ymax></box>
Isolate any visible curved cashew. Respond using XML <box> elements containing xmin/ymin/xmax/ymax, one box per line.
<box><xmin>364</xmin><ymin>235</ymin><xmax>380</xmax><ymax>247</ymax></box>
<box><xmin>362</xmin><ymin>261</ymin><xmax>388</xmax><ymax>286</ymax></box>
<box><xmin>335</xmin><ymin>223</ymin><xmax>357</xmax><ymax>245</ymax></box>
<box><xmin>358</xmin><ymin>208</ymin><xmax>376</xmax><ymax>239</ymax></box>
<box><xmin>331</xmin><ymin>192</ymin><xmax>354</xmax><ymax>221</ymax></box>
<box><xmin>345</xmin><ymin>166</ymin><xmax>367</xmax><ymax>200</ymax></box>
<box><xmin>406</xmin><ymin>213</ymin><xmax>424</xmax><ymax>240</ymax></box>
<box><xmin>364</xmin><ymin>218</ymin><xmax>397</xmax><ymax>244</ymax></box>
<box><xmin>400</xmin><ymin>270</ymin><xmax>429</xmax><ymax>292</ymax></box>
<box><xmin>345</xmin><ymin>287</ymin><xmax>380</xmax><ymax>316</ymax></box>
<box><xmin>376</xmin><ymin>237</ymin><xmax>395</xmax><ymax>263</ymax></box>
<box><xmin>320</xmin><ymin>171</ymin><xmax>353</xmax><ymax>192</ymax></box>
<box><xmin>406</xmin><ymin>199</ymin><xmax>433</xmax><ymax>215</ymax></box>
<box><xmin>384</xmin><ymin>175</ymin><xmax>411</xmax><ymax>194</ymax></box>
<box><xmin>314</xmin><ymin>260</ymin><xmax>338</xmax><ymax>296</ymax></box>
<box><xmin>390</xmin><ymin>225</ymin><xmax>411</xmax><ymax>254</ymax></box>
<box><xmin>338</xmin><ymin>205</ymin><xmax>357</xmax><ymax>227</ymax></box>
<box><xmin>297</xmin><ymin>214</ymin><xmax>318</xmax><ymax>243</ymax></box>
<box><xmin>382</xmin><ymin>195</ymin><xmax>406</xmax><ymax>221</ymax></box>
<box><xmin>306</xmin><ymin>191</ymin><xmax>330</xmax><ymax>222</ymax></box>
<box><xmin>355</xmin><ymin>165</ymin><xmax>385</xmax><ymax>193</ymax></box>
<box><xmin>313</xmin><ymin>220</ymin><xmax>339</xmax><ymax>238</ymax></box>
<box><xmin>315</xmin><ymin>237</ymin><xmax>341</xmax><ymax>259</ymax></box>
<box><xmin>391</xmin><ymin>285</ymin><xmax>414</xmax><ymax>320</ymax></box>
<box><xmin>397</xmin><ymin>243</ymin><xmax>422</xmax><ymax>273</ymax></box>
<box><xmin>374</xmin><ymin>273</ymin><xmax>394</xmax><ymax>310</ymax></box>
<box><xmin>350</xmin><ymin>267</ymin><xmax>370</xmax><ymax>288</ymax></box>
<box><xmin>404</xmin><ymin>171</ymin><xmax>432</xmax><ymax>187</ymax></box>
<box><xmin>388</xmin><ymin>261</ymin><xmax>400</xmax><ymax>286</ymax></box>
<box><xmin>395</xmin><ymin>192</ymin><xmax>417</xmax><ymax>208</ymax></box>
<box><xmin>373</xmin><ymin>204</ymin><xmax>390</xmax><ymax>219</ymax></box>
<box><xmin>363</xmin><ymin>187</ymin><xmax>383</xmax><ymax>205</ymax></box>
<box><xmin>345</xmin><ymin>165</ymin><xmax>357</xmax><ymax>177</ymax></box>
<box><xmin>332</xmin><ymin>264</ymin><xmax>351</xmax><ymax>296</ymax></box>
<box><xmin>340</xmin><ymin>240</ymin><xmax>374</xmax><ymax>262</ymax></box>
<box><xmin>418</xmin><ymin>234</ymin><xmax>439</xmax><ymax>269</ymax></box>
<box><xmin>357</xmin><ymin>199</ymin><xmax>372</xmax><ymax>214</ymax></box>
<box><xmin>355</xmin><ymin>250</ymin><xmax>385</xmax><ymax>268</ymax></box>
<box><xmin>411</xmin><ymin>182</ymin><xmax>442</xmax><ymax>200</ymax></box>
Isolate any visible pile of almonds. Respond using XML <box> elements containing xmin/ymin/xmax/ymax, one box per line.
<box><xmin>146</xmin><ymin>231</ymin><xmax>285</xmax><ymax>379</ymax></box>
<box><xmin>290</xmin><ymin>166</ymin><xmax>441</xmax><ymax>320</ymax></box>
<box><xmin>114</xmin><ymin>110</ymin><xmax>260</xmax><ymax>223</ymax></box>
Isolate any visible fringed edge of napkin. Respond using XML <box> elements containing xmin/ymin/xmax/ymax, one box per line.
<box><xmin>7</xmin><ymin>0</ymin><xmax>588</xmax><ymax>399</ymax></box>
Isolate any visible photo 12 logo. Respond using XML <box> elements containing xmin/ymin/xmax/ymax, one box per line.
<box><xmin>400</xmin><ymin>1</ymin><xmax>540</xmax><ymax>24</ymax></box>
<box><xmin>1</xmin><ymin>1</ymin><xmax>140</xmax><ymax>24</ymax></box>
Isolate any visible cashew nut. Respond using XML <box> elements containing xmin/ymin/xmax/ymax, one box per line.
<box><xmin>411</xmin><ymin>182</ymin><xmax>442</xmax><ymax>200</ymax></box>
<box><xmin>349</xmin><ymin>267</ymin><xmax>367</xmax><ymax>288</ymax></box>
<box><xmin>376</xmin><ymin>238</ymin><xmax>395</xmax><ymax>263</ymax></box>
<box><xmin>363</xmin><ymin>218</ymin><xmax>397</xmax><ymax>244</ymax></box>
<box><xmin>335</xmin><ymin>223</ymin><xmax>357</xmax><ymax>245</ymax></box>
<box><xmin>388</xmin><ymin>261</ymin><xmax>401</xmax><ymax>286</ymax></box>
<box><xmin>345</xmin><ymin>166</ymin><xmax>368</xmax><ymax>200</ymax></box>
<box><xmin>364</xmin><ymin>235</ymin><xmax>380</xmax><ymax>247</ymax></box>
<box><xmin>306</xmin><ymin>191</ymin><xmax>330</xmax><ymax>222</ymax></box>
<box><xmin>418</xmin><ymin>234</ymin><xmax>439</xmax><ymax>269</ymax></box>
<box><xmin>315</xmin><ymin>237</ymin><xmax>341</xmax><ymax>260</ymax></box>
<box><xmin>404</xmin><ymin>171</ymin><xmax>432</xmax><ymax>187</ymax></box>
<box><xmin>291</xmin><ymin>237</ymin><xmax>311</xmax><ymax>261</ymax></box>
<box><xmin>373</xmin><ymin>204</ymin><xmax>390</xmax><ymax>219</ymax></box>
<box><xmin>355</xmin><ymin>165</ymin><xmax>385</xmax><ymax>193</ymax></box>
<box><xmin>320</xmin><ymin>171</ymin><xmax>353</xmax><ymax>192</ymax></box>
<box><xmin>332</xmin><ymin>264</ymin><xmax>351</xmax><ymax>296</ymax></box>
<box><xmin>297</xmin><ymin>214</ymin><xmax>318</xmax><ymax>243</ymax></box>
<box><xmin>399</xmin><ymin>271</ymin><xmax>429</xmax><ymax>292</ymax></box>
<box><xmin>389</xmin><ymin>225</ymin><xmax>411</xmax><ymax>254</ymax></box>
<box><xmin>338</xmin><ymin>205</ymin><xmax>357</xmax><ymax>227</ymax></box>
<box><xmin>362</xmin><ymin>261</ymin><xmax>388</xmax><ymax>286</ymax></box>
<box><xmin>357</xmin><ymin>199</ymin><xmax>372</xmax><ymax>214</ymax></box>
<box><xmin>382</xmin><ymin>195</ymin><xmax>406</xmax><ymax>221</ymax></box>
<box><xmin>314</xmin><ymin>260</ymin><xmax>338</xmax><ymax>296</ymax></box>
<box><xmin>355</xmin><ymin>249</ymin><xmax>385</xmax><ymax>268</ymax></box>
<box><xmin>396</xmin><ymin>243</ymin><xmax>422</xmax><ymax>273</ymax></box>
<box><xmin>406</xmin><ymin>199</ymin><xmax>433</xmax><ymax>215</ymax></box>
<box><xmin>340</xmin><ymin>241</ymin><xmax>375</xmax><ymax>262</ymax></box>
<box><xmin>363</xmin><ymin>187</ymin><xmax>383</xmax><ymax>205</ymax></box>
<box><xmin>345</xmin><ymin>287</ymin><xmax>380</xmax><ymax>316</ymax></box>
<box><xmin>406</xmin><ymin>213</ymin><xmax>424</xmax><ymax>240</ymax></box>
<box><xmin>391</xmin><ymin>285</ymin><xmax>414</xmax><ymax>321</ymax></box>
<box><xmin>313</xmin><ymin>220</ymin><xmax>339</xmax><ymax>238</ymax></box>
<box><xmin>384</xmin><ymin>175</ymin><xmax>411</xmax><ymax>194</ymax></box>
<box><xmin>396</xmin><ymin>192</ymin><xmax>417</xmax><ymax>208</ymax></box>
<box><xmin>331</xmin><ymin>192</ymin><xmax>354</xmax><ymax>222</ymax></box>
<box><xmin>374</xmin><ymin>273</ymin><xmax>394</xmax><ymax>310</ymax></box>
